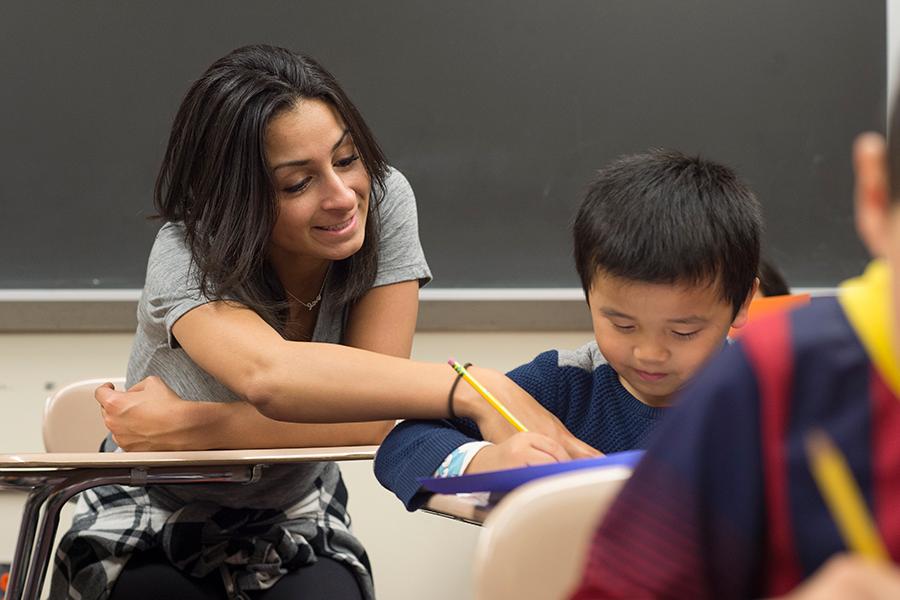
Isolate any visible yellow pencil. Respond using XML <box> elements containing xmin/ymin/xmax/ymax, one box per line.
<box><xmin>805</xmin><ymin>428</ymin><xmax>888</xmax><ymax>561</ymax></box>
<box><xmin>448</xmin><ymin>359</ymin><xmax>528</xmax><ymax>432</ymax></box>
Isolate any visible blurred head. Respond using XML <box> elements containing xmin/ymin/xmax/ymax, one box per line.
<box><xmin>155</xmin><ymin>44</ymin><xmax>388</xmax><ymax>319</ymax></box>
<box><xmin>573</xmin><ymin>150</ymin><xmax>761</xmax><ymax>406</ymax></box>
<box><xmin>757</xmin><ymin>256</ymin><xmax>790</xmax><ymax>297</ymax></box>
<box><xmin>853</xmin><ymin>98</ymin><xmax>900</xmax><ymax>353</ymax></box>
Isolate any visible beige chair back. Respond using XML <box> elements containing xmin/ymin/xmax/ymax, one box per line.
<box><xmin>472</xmin><ymin>466</ymin><xmax>631</xmax><ymax>600</ymax></box>
<box><xmin>43</xmin><ymin>378</ymin><xmax>124</xmax><ymax>452</ymax></box>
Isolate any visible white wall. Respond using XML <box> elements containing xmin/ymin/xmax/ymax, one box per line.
<box><xmin>0</xmin><ymin>329</ymin><xmax>591</xmax><ymax>600</ymax></box>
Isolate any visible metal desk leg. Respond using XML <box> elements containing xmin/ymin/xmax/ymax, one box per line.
<box><xmin>5</xmin><ymin>486</ymin><xmax>51</xmax><ymax>600</ymax></box>
<box><xmin>20</xmin><ymin>485</ymin><xmax>83</xmax><ymax>600</ymax></box>
<box><xmin>17</xmin><ymin>466</ymin><xmax>256</xmax><ymax>600</ymax></box>
<box><xmin>0</xmin><ymin>464</ymin><xmax>260</xmax><ymax>600</ymax></box>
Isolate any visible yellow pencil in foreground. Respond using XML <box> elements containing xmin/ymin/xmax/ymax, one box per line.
<box><xmin>805</xmin><ymin>428</ymin><xmax>888</xmax><ymax>561</ymax></box>
<box><xmin>448</xmin><ymin>359</ymin><xmax>528</xmax><ymax>432</ymax></box>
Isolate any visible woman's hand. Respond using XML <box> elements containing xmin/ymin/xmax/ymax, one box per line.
<box><xmin>452</xmin><ymin>367</ymin><xmax>600</xmax><ymax>460</ymax></box>
<box><xmin>774</xmin><ymin>555</ymin><xmax>900</xmax><ymax>600</ymax></box>
<box><xmin>95</xmin><ymin>376</ymin><xmax>200</xmax><ymax>452</ymax></box>
<box><xmin>466</xmin><ymin>431</ymin><xmax>599</xmax><ymax>475</ymax></box>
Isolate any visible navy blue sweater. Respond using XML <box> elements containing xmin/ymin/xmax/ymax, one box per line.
<box><xmin>374</xmin><ymin>341</ymin><xmax>668</xmax><ymax>510</ymax></box>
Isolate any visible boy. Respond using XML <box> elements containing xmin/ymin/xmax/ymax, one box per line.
<box><xmin>374</xmin><ymin>149</ymin><xmax>762</xmax><ymax>511</ymax></box>
<box><xmin>570</xmin><ymin>133</ymin><xmax>900</xmax><ymax>598</ymax></box>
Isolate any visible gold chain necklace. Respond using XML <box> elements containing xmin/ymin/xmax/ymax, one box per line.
<box><xmin>285</xmin><ymin>275</ymin><xmax>328</xmax><ymax>311</ymax></box>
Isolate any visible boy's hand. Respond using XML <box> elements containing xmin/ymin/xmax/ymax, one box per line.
<box><xmin>453</xmin><ymin>367</ymin><xmax>600</xmax><ymax>460</ymax></box>
<box><xmin>95</xmin><ymin>376</ymin><xmax>199</xmax><ymax>452</ymax></box>
<box><xmin>774</xmin><ymin>554</ymin><xmax>900</xmax><ymax>600</ymax></box>
<box><xmin>466</xmin><ymin>432</ymin><xmax>597</xmax><ymax>474</ymax></box>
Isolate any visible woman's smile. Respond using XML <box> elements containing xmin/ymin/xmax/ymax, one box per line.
<box><xmin>314</xmin><ymin>212</ymin><xmax>358</xmax><ymax>236</ymax></box>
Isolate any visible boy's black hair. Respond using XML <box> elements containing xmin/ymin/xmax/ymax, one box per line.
<box><xmin>573</xmin><ymin>149</ymin><xmax>762</xmax><ymax>317</ymax></box>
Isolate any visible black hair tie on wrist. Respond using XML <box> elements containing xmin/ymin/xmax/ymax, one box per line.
<box><xmin>448</xmin><ymin>362</ymin><xmax>473</xmax><ymax>420</ymax></box>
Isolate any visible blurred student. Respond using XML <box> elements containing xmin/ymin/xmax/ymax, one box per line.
<box><xmin>759</xmin><ymin>256</ymin><xmax>791</xmax><ymax>296</ymax></box>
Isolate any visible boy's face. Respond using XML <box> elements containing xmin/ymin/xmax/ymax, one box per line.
<box><xmin>588</xmin><ymin>271</ymin><xmax>751</xmax><ymax>407</ymax></box>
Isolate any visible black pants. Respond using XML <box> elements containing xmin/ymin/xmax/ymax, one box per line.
<box><xmin>109</xmin><ymin>548</ymin><xmax>364</xmax><ymax>600</ymax></box>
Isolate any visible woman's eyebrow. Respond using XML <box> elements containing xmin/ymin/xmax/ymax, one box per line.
<box><xmin>272</xmin><ymin>129</ymin><xmax>350</xmax><ymax>172</ymax></box>
<box><xmin>331</xmin><ymin>129</ymin><xmax>350</xmax><ymax>150</ymax></box>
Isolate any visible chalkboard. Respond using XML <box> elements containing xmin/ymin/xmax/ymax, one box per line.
<box><xmin>0</xmin><ymin>1</ymin><xmax>885</xmax><ymax>290</ymax></box>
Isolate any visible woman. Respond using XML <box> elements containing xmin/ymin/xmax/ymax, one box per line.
<box><xmin>51</xmin><ymin>45</ymin><xmax>592</xmax><ymax>600</ymax></box>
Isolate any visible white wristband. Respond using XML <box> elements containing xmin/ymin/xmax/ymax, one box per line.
<box><xmin>433</xmin><ymin>441</ymin><xmax>493</xmax><ymax>478</ymax></box>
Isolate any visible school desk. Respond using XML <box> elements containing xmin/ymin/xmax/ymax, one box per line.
<box><xmin>0</xmin><ymin>445</ymin><xmax>378</xmax><ymax>600</ymax></box>
<box><xmin>419</xmin><ymin>451</ymin><xmax>643</xmax><ymax>526</ymax></box>
<box><xmin>423</xmin><ymin>493</ymin><xmax>493</xmax><ymax>525</ymax></box>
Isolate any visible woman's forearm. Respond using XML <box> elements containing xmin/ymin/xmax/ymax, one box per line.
<box><xmin>245</xmin><ymin>343</ymin><xmax>459</xmax><ymax>422</ymax></box>
<box><xmin>97</xmin><ymin>377</ymin><xmax>395</xmax><ymax>452</ymax></box>
<box><xmin>173</xmin><ymin>301</ymin><xmax>460</xmax><ymax>422</ymax></box>
<box><xmin>181</xmin><ymin>400</ymin><xmax>394</xmax><ymax>450</ymax></box>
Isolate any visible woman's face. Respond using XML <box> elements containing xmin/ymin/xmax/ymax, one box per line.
<box><xmin>266</xmin><ymin>99</ymin><xmax>371</xmax><ymax>264</ymax></box>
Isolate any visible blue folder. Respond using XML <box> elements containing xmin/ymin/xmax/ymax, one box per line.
<box><xmin>418</xmin><ymin>450</ymin><xmax>644</xmax><ymax>495</ymax></box>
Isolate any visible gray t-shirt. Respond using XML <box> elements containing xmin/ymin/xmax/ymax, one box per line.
<box><xmin>120</xmin><ymin>167</ymin><xmax>431</xmax><ymax>509</ymax></box>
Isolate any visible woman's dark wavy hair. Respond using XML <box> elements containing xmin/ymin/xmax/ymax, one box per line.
<box><xmin>155</xmin><ymin>44</ymin><xmax>387</xmax><ymax>329</ymax></box>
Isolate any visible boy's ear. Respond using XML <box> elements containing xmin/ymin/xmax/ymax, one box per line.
<box><xmin>729</xmin><ymin>277</ymin><xmax>759</xmax><ymax>330</ymax></box>
<box><xmin>854</xmin><ymin>133</ymin><xmax>891</xmax><ymax>258</ymax></box>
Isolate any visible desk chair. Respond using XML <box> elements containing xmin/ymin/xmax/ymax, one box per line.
<box><xmin>729</xmin><ymin>293</ymin><xmax>811</xmax><ymax>337</ymax></box>
<box><xmin>471</xmin><ymin>466</ymin><xmax>632</xmax><ymax>600</ymax></box>
<box><xmin>43</xmin><ymin>377</ymin><xmax>124</xmax><ymax>452</ymax></box>
<box><xmin>2</xmin><ymin>378</ymin><xmax>378</xmax><ymax>600</ymax></box>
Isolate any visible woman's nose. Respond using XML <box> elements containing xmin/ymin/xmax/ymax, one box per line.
<box><xmin>320</xmin><ymin>170</ymin><xmax>358</xmax><ymax>211</ymax></box>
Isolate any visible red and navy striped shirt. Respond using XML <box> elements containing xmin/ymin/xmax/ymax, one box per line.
<box><xmin>572</xmin><ymin>295</ymin><xmax>900</xmax><ymax>599</ymax></box>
